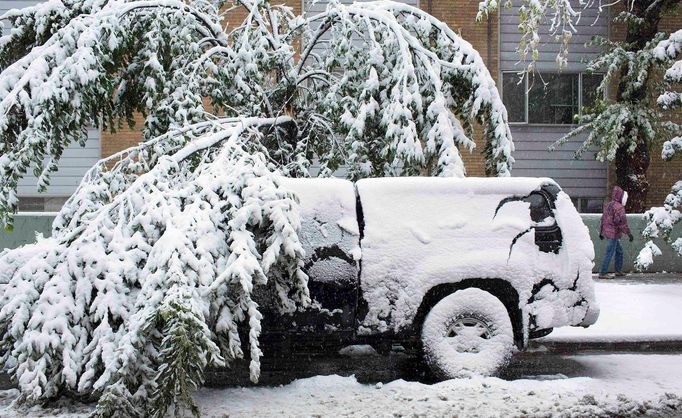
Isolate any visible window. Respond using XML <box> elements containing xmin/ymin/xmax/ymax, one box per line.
<box><xmin>502</xmin><ymin>74</ymin><xmax>526</xmax><ymax>123</ymax></box>
<box><xmin>571</xmin><ymin>197</ymin><xmax>605</xmax><ymax>214</ymax></box>
<box><xmin>528</xmin><ymin>73</ymin><xmax>579</xmax><ymax>124</ymax></box>
<box><xmin>581</xmin><ymin>74</ymin><xmax>604</xmax><ymax>110</ymax></box>
<box><xmin>18</xmin><ymin>197</ymin><xmax>69</xmax><ymax>212</ymax></box>
<box><xmin>502</xmin><ymin>72</ymin><xmax>604</xmax><ymax>124</ymax></box>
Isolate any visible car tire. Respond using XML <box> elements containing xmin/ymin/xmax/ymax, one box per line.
<box><xmin>421</xmin><ymin>288</ymin><xmax>514</xmax><ymax>379</ymax></box>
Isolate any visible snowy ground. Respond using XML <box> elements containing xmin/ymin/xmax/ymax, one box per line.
<box><xmin>2</xmin><ymin>353</ymin><xmax>681</xmax><ymax>417</ymax></box>
<box><xmin>2</xmin><ymin>276</ymin><xmax>681</xmax><ymax>417</ymax></box>
<box><xmin>539</xmin><ymin>279</ymin><xmax>682</xmax><ymax>343</ymax></box>
<box><xmin>196</xmin><ymin>354</ymin><xmax>682</xmax><ymax>417</ymax></box>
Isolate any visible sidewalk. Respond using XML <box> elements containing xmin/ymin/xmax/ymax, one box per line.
<box><xmin>535</xmin><ymin>273</ymin><xmax>682</xmax><ymax>349</ymax></box>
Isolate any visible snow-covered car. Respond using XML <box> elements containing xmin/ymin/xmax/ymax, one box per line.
<box><xmin>258</xmin><ymin>177</ymin><xmax>599</xmax><ymax>379</ymax></box>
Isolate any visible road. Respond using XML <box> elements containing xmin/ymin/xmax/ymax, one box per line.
<box><xmin>200</xmin><ymin>343</ymin><xmax>682</xmax><ymax>387</ymax></box>
<box><xmin>0</xmin><ymin>343</ymin><xmax>679</xmax><ymax>390</ymax></box>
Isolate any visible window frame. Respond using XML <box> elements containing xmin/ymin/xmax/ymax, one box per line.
<box><xmin>500</xmin><ymin>71</ymin><xmax>605</xmax><ymax>127</ymax></box>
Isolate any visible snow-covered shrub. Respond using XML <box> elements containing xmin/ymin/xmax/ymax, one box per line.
<box><xmin>0</xmin><ymin>0</ymin><xmax>515</xmax><ymax>414</ymax></box>
<box><xmin>636</xmin><ymin>182</ymin><xmax>682</xmax><ymax>269</ymax></box>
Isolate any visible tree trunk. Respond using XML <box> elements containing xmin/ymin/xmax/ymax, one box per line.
<box><xmin>615</xmin><ymin>141</ymin><xmax>650</xmax><ymax>213</ymax></box>
<box><xmin>613</xmin><ymin>0</ymin><xmax>664</xmax><ymax>213</ymax></box>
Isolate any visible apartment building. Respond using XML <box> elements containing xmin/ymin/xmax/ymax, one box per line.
<box><xmin>2</xmin><ymin>0</ymin><xmax>680</xmax><ymax>212</ymax></box>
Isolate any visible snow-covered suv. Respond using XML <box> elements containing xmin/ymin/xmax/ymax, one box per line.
<box><xmin>259</xmin><ymin>177</ymin><xmax>599</xmax><ymax>378</ymax></box>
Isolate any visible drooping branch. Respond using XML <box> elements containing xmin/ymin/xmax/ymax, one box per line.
<box><xmin>0</xmin><ymin>0</ymin><xmax>230</xmax><ymax>226</ymax></box>
<box><xmin>1</xmin><ymin>116</ymin><xmax>308</xmax><ymax>412</ymax></box>
<box><xmin>297</xmin><ymin>1</ymin><xmax>513</xmax><ymax>178</ymax></box>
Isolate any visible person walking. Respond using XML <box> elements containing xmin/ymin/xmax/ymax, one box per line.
<box><xmin>598</xmin><ymin>186</ymin><xmax>633</xmax><ymax>279</ymax></box>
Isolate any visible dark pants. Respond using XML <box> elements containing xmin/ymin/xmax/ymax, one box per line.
<box><xmin>600</xmin><ymin>238</ymin><xmax>624</xmax><ymax>274</ymax></box>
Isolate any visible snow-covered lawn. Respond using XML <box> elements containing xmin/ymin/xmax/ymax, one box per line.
<box><xmin>539</xmin><ymin>280</ymin><xmax>682</xmax><ymax>343</ymax></box>
<box><xmin>2</xmin><ymin>354</ymin><xmax>682</xmax><ymax>417</ymax></box>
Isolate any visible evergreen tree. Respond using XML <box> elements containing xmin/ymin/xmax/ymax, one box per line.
<box><xmin>147</xmin><ymin>255</ymin><xmax>224</xmax><ymax>418</ymax></box>
<box><xmin>0</xmin><ymin>0</ymin><xmax>515</xmax><ymax>415</ymax></box>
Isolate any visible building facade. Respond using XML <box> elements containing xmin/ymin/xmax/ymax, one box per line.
<box><xmin>3</xmin><ymin>0</ymin><xmax>681</xmax><ymax>212</ymax></box>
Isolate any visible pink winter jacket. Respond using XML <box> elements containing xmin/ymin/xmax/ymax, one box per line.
<box><xmin>600</xmin><ymin>186</ymin><xmax>631</xmax><ymax>240</ymax></box>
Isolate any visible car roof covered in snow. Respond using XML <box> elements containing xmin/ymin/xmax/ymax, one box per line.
<box><xmin>355</xmin><ymin>176</ymin><xmax>559</xmax><ymax>196</ymax></box>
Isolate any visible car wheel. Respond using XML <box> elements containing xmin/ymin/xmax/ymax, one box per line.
<box><xmin>421</xmin><ymin>288</ymin><xmax>514</xmax><ymax>379</ymax></box>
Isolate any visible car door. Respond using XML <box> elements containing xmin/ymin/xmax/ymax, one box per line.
<box><xmin>259</xmin><ymin>178</ymin><xmax>361</xmax><ymax>339</ymax></box>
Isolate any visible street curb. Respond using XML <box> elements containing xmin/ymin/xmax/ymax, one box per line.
<box><xmin>529</xmin><ymin>340</ymin><xmax>682</xmax><ymax>353</ymax></box>
<box><xmin>593</xmin><ymin>274</ymin><xmax>682</xmax><ymax>284</ymax></box>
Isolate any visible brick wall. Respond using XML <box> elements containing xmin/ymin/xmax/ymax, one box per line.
<box><xmin>424</xmin><ymin>0</ymin><xmax>497</xmax><ymax>177</ymax></box>
<box><xmin>100</xmin><ymin>113</ymin><xmax>145</xmax><ymax>157</ymax></box>
<box><xmin>644</xmin><ymin>12</ymin><xmax>682</xmax><ymax>208</ymax></box>
<box><xmin>607</xmin><ymin>9</ymin><xmax>682</xmax><ymax>209</ymax></box>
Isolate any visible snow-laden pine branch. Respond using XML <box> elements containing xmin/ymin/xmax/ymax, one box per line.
<box><xmin>636</xmin><ymin>30</ymin><xmax>682</xmax><ymax>269</ymax></box>
<box><xmin>0</xmin><ymin>0</ymin><xmax>515</xmax><ymax>227</ymax></box>
<box><xmin>0</xmin><ymin>0</ymin><xmax>227</xmax><ymax>227</ymax></box>
<box><xmin>298</xmin><ymin>0</ymin><xmax>513</xmax><ymax>178</ymax></box>
<box><xmin>654</xmin><ymin>29</ymin><xmax>682</xmax><ymax>110</ymax></box>
<box><xmin>0</xmin><ymin>117</ymin><xmax>310</xmax><ymax>416</ymax></box>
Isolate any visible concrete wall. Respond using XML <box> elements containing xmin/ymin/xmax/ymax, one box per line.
<box><xmin>0</xmin><ymin>213</ymin><xmax>55</xmax><ymax>250</ymax></box>
<box><xmin>583</xmin><ymin>214</ymin><xmax>681</xmax><ymax>274</ymax></box>
<box><xmin>2</xmin><ymin>213</ymin><xmax>679</xmax><ymax>273</ymax></box>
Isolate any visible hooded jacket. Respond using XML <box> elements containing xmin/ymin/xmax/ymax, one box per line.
<box><xmin>600</xmin><ymin>186</ymin><xmax>631</xmax><ymax>240</ymax></box>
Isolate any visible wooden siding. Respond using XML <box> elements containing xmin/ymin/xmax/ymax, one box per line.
<box><xmin>16</xmin><ymin>128</ymin><xmax>101</xmax><ymax>196</ymax></box>
<box><xmin>510</xmin><ymin>125</ymin><xmax>607</xmax><ymax>198</ymax></box>
<box><xmin>499</xmin><ymin>1</ymin><xmax>610</xmax><ymax>72</ymax></box>
<box><xmin>500</xmin><ymin>2</ymin><xmax>609</xmax><ymax>199</ymax></box>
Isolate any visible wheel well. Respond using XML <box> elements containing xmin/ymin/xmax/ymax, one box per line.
<box><xmin>412</xmin><ymin>279</ymin><xmax>525</xmax><ymax>348</ymax></box>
